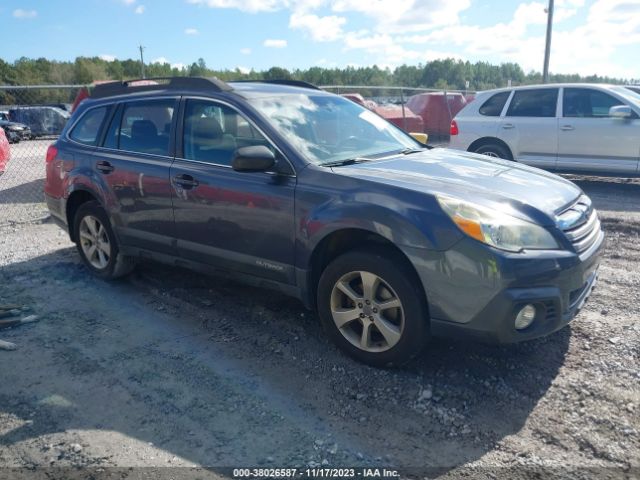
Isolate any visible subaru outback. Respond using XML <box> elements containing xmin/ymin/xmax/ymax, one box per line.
<box><xmin>45</xmin><ymin>77</ymin><xmax>604</xmax><ymax>367</ymax></box>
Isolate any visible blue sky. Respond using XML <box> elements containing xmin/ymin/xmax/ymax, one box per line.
<box><xmin>2</xmin><ymin>0</ymin><xmax>639</xmax><ymax>79</ymax></box>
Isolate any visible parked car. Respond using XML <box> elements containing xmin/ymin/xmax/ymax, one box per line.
<box><xmin>9</xmin><ymin>106</ymin><xmax>70</xmax><ymax>137</ymax></box>
<box><xmin>341</xmin><ymin>93</ymin><xmax>424</xmax><ymax>133</ymax></box>
<box><xmin>45</xmin><ymin>77</ymin><xmax>603</xmax><ymax>367</ymax></box>
<box><xmin>449</xmin><ymin>83</ymin><xmax>640</xmax><ymax>176</ymax></box>
<box><xmin>406</xmin><ymin>92</ymin><xmax>467</xmax><ymax>137</ymax></box>
<box><xmin>0</xmin><ymin>119</ymin><xmax>33</xmax><ymax>142</ymax></box>
<box><xmin>0</xmin><ymin>128</ymin><xmax>10</xmax><ymax>175</ymax></box>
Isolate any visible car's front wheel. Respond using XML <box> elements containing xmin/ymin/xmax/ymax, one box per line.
<box><xmin>473</xmin><ymin>143</ymin><xmax>512</xmax><ymax>160</ymax></box>
<box><xmin>73</xmin><ymin>201</ymin><xmax>136</xmax><ymax>280</ymax></box>
<box><xmin>317</xmin><ymin>247</ymin><xmax>429</xmax><ymax>367</ymax></box>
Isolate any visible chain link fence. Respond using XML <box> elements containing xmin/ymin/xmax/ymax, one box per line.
<box><xmin>321</xmin><ymin>86</ymin><xmax>476</xmax><ymax>146</ymax></box>
<box><xmin>0</xmin><ymin>83</ymin><xmax>477</xmax><ymax>226</ymax></box>
<box><xmin>0</xmin><ymin>85</ymin><xmax>82</xmax><ymax>226</ymax></box>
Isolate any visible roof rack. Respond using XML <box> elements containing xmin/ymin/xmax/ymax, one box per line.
<box><xmin>232</xmin><ymin>79</ymin><xmax>321</xmax><ymax>90</ymax></box>
<box><xmin>91</xmin><ymin>77</ymin><xmax>233</xmax><ymax>98</ymax></box>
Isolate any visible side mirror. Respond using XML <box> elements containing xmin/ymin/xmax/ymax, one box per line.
<box><xmin>232</xmin><ymin>145</ymin><xmax>276</xmax><ymax>172</ymax></box>
<box><xmin>609</xmin><ymin>105</ymin><xmax>632</xmax><ymax>118</ymax></box>
<box><xmin>409</xmin><ymin>132</ymin><xmax>429</xmax><ymax>145</ymax></box>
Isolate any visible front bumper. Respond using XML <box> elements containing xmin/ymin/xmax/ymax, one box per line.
<box><xmin>409</xmin><ymin>229</ymin><xmax>604</xmax><ymax>344</ymax></box>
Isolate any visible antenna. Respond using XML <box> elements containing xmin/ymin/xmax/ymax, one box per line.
<box><xmin>138</xmin><ymin>45</ymin><xmax>146</xmax><ymax>79</ymax></box>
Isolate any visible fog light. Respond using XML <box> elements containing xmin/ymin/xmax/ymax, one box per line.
<box><xmin>515</xmin><ymin>304</ymin><xmax>536</xmax><ymax>330</ymax></box>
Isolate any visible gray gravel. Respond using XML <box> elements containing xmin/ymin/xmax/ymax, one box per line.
<box><xmin>0</xmin><ymin>175</ymin><xmax>638</xmax><ymax>479</ymax></box>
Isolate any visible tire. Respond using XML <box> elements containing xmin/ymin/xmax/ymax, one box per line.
<box><xmin>473</xmin><ymin>143</ymin><xmax>513</xmax><ymax>160</ymax></box>
<box><xmin>73</xmin><ymin>201</ymin><xmax>136</xmax><ymax>280</ymax></box>
<box><xmin>317</xmin><ymin>247</ymin><xmax>429</xmax><ymax>367</ymax></box>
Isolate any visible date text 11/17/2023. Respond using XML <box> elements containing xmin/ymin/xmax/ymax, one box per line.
<box><xmin>232</xmin><ymin>468</ymin><xmax>400</xmax><ymax>478</ymax></box>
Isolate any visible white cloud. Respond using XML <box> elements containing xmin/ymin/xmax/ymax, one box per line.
<box><xmin>152</xmin><ymin>57</ymin><xmax>170</xmax><ymax>64</ymax></box>
<box><xmin>99</xmin><ymin>54</ymin><xmax>117</xmax><ymax>62</ymax></box>
<box><xmin>171</xmin><ymin>62</ymin><xmax>187</xmax><ymax>70</ymax></box>
<box><xmin>13</xmin><ymin>9</ymin><xmax>37</xmax><ymax>19</ymax></box>
<box><xmin>122</xmin><ymin>0</ymin><xmax>136</xmax><ymax>4</ymax></box>
<box><xmin>332</xmin><ymin>0</ymin><xmax>470</xmax><ymax>33</ymax></box>
<box><xmin>135</xmin><ymin>5</ymin><xmax>145</xmax><ymax>13</ymax></box>
<box><xmin>182</xmin><ymin>0</ymin><xmax>640</xmax><ymax>77</ymax></box>
<box><xmin>186</xmin><ymin>0</ymin><xmax>285</xmax><ymax>13</ymax></box>
<box><xmin>236</xmin><ymin>66</ymin><xmax>251</xmax><ymax>74</ymax></box>
<box><xmin>240</xmin><ymin>47</ymin><xmax>252</xmax><ymax>54</ymax></box>
<box><xmin>263</xmin><ymin>38</ymin><xmax>288</xmax><ymax>48</ymax></box>
<box><xmin>289</xmin><ymin>12</ymin><xmax>346</xmax><ymax>41</ymax></box>
<box><xmin>185</xmin><ymin>27</ymin><xmax>199</xmax><ymax>35</ymax></box>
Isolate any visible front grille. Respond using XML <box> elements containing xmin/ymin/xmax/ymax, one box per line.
<box><xmin>558</xmin><ymin>197</ymin><xmax>602</xmax><ymax>254</ymax></box>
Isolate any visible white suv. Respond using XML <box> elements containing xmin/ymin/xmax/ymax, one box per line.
<box><xmin>449</xmin><ymin>83</ymin><xmax>640</xmax><ymax>176</ymax></box>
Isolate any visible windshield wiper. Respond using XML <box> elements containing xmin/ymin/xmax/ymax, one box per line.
<box><xmin>399</xmin><ymin>147</ymin><xmax>425</xmax><ymax>155</ymax></box>
<box><xmin>320</xmin><ymin>157</ymin><xmax>372</xmax><ymax>167</ymax></box>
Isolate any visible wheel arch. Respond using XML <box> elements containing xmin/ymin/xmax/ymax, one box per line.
<box><xmin>305</xmin><ymin>228</ymin><xmax>428</xmax><ymax>313</ymax></box>
<box><xmin>65</xmin><ymin>187</ymin><xmax>103</xmax><ymax>242</ymax></box>
<box><xmin>468</xmin><ymin>136</ymin><xmax>514</xmax><ymax>160</ymax></box>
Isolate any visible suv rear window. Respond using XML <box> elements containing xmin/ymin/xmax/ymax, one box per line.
<box><xmin>69</xmin><ymin>107</ymin><xmax>108</xmax><ymax>145</ymax></box>
<box><xmin>103</xmin><ymin>100</ymin><xmax>176</xmax><ymax>156</ymax></box>
<box><xmin>479</xmin><ymin>92</ymin><xmax>510</xmax><ymax>116</ymax></box>
<box><xmin>507</xmin><ymin>89</ymin><xmax>558</xmax><ymax>117</ymax></box>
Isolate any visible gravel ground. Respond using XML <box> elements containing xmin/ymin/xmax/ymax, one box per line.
<box><xmin>0</xmin><ymin>175</ymin><xmax>638</xmax><ymax>480</ymax></box>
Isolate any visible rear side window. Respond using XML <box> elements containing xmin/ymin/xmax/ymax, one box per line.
<box><xmin>69</xmin><ymin>107</ymin><xmax>107</xmax><ymax>145</ymax></box>
<box><xmin>103</xmin><ymin>99</ymin><xmax>176</xmax><ymax>156</ymax></box>
<box><xmin>507</xmin><ymin>89</ymin><xmax>558</xmax><ymax>117</ymax></box>
<box><xmin>563</xmin><ymin>88</ymin><xmax>626</xmax><ymax>118</ymax></box>
<box><xmin>479</xmin><ymin>92</ymin><xmax>510</xmax><ymax>116</ymax></box>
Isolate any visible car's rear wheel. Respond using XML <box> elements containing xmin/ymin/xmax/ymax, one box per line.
<box><xmin>473</xmin><ymin>143</ymin><xmax>512</xmax><ymax>160</ymax></box>
<box><xmin>317</xmin><ymin>247</ymin><xmax>429</xmax><ymax>367</ymax></box>
<box><xmin>73</xmin><ymin>201</ymin><xmax>136</xmax><ymax>280</ymax></box>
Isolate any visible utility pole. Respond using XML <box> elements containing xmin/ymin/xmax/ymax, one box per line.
<box><xmin>543</xmin><ymin>0</ymin><xmax>554</xmax><ymax>83</ymax></box>
<box><xmin>138</xmin><ymin>45</ymin><xmax>146</xmax><ymax>79</ymax></box>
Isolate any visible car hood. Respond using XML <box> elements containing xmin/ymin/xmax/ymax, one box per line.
<box><xmin>334</xmin><ymin>148</ymin><xmax>582</xmax><ymax>225</ymax></box>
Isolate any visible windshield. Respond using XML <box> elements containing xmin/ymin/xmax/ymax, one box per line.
<box><xmin>247</xmin><ymin>94</ymin><xmax>421</xmax><ymax>165</ymax></box>
<box><xmin>611</xmin><ymin>86</ymin><xmax>640</xmax><ymax>105</ymax></box>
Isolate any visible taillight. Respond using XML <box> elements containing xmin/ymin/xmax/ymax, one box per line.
<box><xmin>46</xmin><ymin>145</ymin><xmax>58</xmax><ymax>163</ymax></box>
<box><xmin>450</xmin><ymin>120</ymin><xmax>459</xmax><ymax>136</ymax></box>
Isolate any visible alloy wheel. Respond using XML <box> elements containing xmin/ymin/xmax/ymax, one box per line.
<box><xmin>330</xmin><ymin>271</ymin><xmax>405</xmax><ymax>353</ymax></box>
<box><xmin>79</xmin><ymin>215</ymin><xmax>111</xmax><ymax>270</ymax></box>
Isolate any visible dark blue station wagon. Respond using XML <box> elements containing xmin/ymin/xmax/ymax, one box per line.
<box><xmin>45</xmin><ymin>78</ymin><xmax>604</xmax><ymax>366</ymax></box>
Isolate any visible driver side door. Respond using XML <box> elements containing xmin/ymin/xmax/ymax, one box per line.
<box><xmin>170</xmin><ymin>98</ymin><xmax>297</xmax><ymax>284</ymax></box>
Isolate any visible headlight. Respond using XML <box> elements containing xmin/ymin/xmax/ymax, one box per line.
<box><xmin>437</xmin><ymin>195</ymin><xmax>559</xmax><ymax>252</ymax></box>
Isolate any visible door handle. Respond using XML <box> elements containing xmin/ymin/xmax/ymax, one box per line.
<box><xmin>173</xmin><ymin>174</ymin><xmax>199</xmax><ymax>189</ymax></box>
<box><xmin>561</xmin><ymin>125</ymin><xmax>575</xmax><ymax>131</ymax></box>
<box><xmin>96</xmin><ymin>160</ymin><xmax>114</xmax><ymax>174</ymax></box>
<box><xmin>502</xmin><ymin>123</ymin><xmax>515</xmax><ymax>129</ymax></box>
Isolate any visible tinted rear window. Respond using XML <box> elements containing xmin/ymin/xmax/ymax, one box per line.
<box><xmin>69</xmin><ymin>107</ymin><xmax>108</xmax><ymax>146</ymax></box>
<box><xmin>479</xmin><ymin>91</ymin><xmax>510</xmax><ymax>116</ymax></box>
<box><xmin>507</xmin><ymin>89</ymin><xmax>558</xmax><ymax>117</ymax></box>
<box><xmin>102</xmin><ymin>100</ymin><xmax>176</xmax><ymax>156</ymax></box>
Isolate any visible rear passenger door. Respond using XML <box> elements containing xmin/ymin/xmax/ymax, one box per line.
<box><xmin>557</xmin><ymin>87</ymin><xmax>640</xmax><ymax>174</ymax></box>
<box><xmin>499</xmin><ymin>88</ymin><xmax>559</xmax><ymax>170</ymax></box>
<box><xmin>170</xmin><ymin>98</ymin><xmax>297</xmax><ymax>284</ymax></box>
<box><xmin>94</xmin><ymin>97</ymin><xmax>178</xmax><ymax>255</ymax></box>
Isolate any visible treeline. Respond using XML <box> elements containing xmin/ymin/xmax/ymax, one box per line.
<box><xmin>0</xmin><ymin>56</ymin><xmax>634</xmax><ymax>104</ymax></box>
